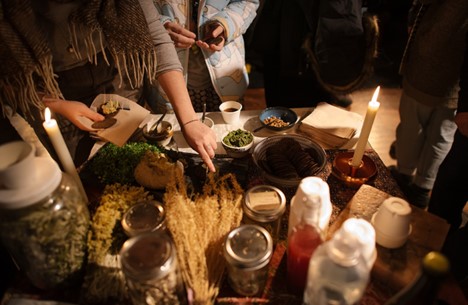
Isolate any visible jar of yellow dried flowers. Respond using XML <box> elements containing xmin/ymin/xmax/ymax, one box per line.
<box><xmin>120</xmin><ymin>231</ymin><xmax>187</xmax><ymax>305</ymax></box>
<box><xmin>223</xmin><ymin>224</ymin><xmax>273</xmax><ymax>296</ymax></box>
<box><xmin>121</xmin><ymin>200</ymin><xmax>166</xmax><ymax>237</ymax></box>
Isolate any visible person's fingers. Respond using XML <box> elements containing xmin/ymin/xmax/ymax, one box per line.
<box><xmin>169</xmin><ymin>23</ymin><xmax>196</xmax><ymax>39</ymax></box>
<box><xmin>204</xmin><ymin>143</ymin><xmax>216</xmax><ymax>159</ymax></box>
<box><xmin>84</xmin><ymin>110</ymin><xmax>105</xmax><ymax>122</ymax></box>
<box><xmin>195</xmin><ymin>38</ymin><xmax>224</xmax><ymax>51</ymax></box>
<box><xmin>166</xmin><ymin>22</ymin><xmax>196</xmax><ymax>48</ymax></box>
<box><xmin>195</xmin><ymin>40</ymin><xmax>210</xmax><ymax>50</ymax></box>
<box><xmin>178</xmin><ymin>27</ymin><xmax>196</xmax><ymax>39</ymax></box>
<box><xmin>209</xmin><ymin>39</ymin><xmax>224</xmax><ymax>51</ymax></box>
<box><xmin>170</xmin><ymin>32</ymin><xmax>195</xmax><ymax>48</ymax></box>
<box><xmin>204</xmin><ymin>156</ymin><xmax>216</xmax><ymax>173</ymax></box>
<box><xmin>197</xmin><ymin>145</ymin><xmax>216</xmax><ymax>172</ymax></box>
<box><xmin>211</xmin><ymin>25</ymin><xmax>224</xmax><ymax>37</ymax></box>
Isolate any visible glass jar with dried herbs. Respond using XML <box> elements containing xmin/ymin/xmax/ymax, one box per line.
<box><xmin>0</xmin><ymin>152</ymin><xmax>90</xmax><ymax>290</ymax></box>
<box><xmin>223</xmin><ymin>224</ymin><xmax>273</xmax><ymax>296</ymax></box>
<box><xmin>120</xmin><ymin>231</ymin><xmax>187</xmax><ymax>305</ymax></box>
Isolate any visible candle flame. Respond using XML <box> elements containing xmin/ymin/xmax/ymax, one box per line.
<box><xmin>371</xmin><ymin>86</ymin><xmax>380</xmax><ymax>103</ymax></box>
<box><xmin>44</xmin><ymin>107</ymin><xmax>51</xmax><ymax>122</ymax></box>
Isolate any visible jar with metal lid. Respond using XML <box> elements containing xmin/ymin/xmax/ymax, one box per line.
<box><xmin>243</xmin><ymin>185</ymin><xmax>286</xmax><ymax>242</ymax></box>
<box><xmin>120</xmin><ymin>231</ymin><xmax>186</xmax><ymax>305</ymax></box>
<box><xmin>121</xmin><ymin>200</ymin><xmax>166</xmax><ymax>237</ymax></box>
<box><xmin>223</xmin><ymin>224</ymin><xmax>273</xmax><ymax>296</ymax></box>
<box><xmin>0</xmin><ymin>141</ymin><xmax>89</xmax><ymax>289</ymax></box>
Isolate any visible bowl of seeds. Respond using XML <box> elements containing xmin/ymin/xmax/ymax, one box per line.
<box><xmin>258</xmin><ymin>107</ymin><xmax>298</xmax><ymax>132</ymax></box>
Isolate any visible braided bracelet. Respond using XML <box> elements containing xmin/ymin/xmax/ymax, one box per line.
<box><xmin>182</xmin><ymin>118</ymin><xmax>199</xmax><ymax>127</ymax></box>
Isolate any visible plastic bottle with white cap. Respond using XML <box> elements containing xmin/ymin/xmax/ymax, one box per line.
<box><xmin>303</xmin><ymin>228</ymin><xmax>370</xmax><ymax>305</ymax></box>
<box><xmin>339</xmin><ymin>218</ymin><xmax>377</xmax><ymax>270</ymax></box>
<box><xmin>287</xmin><ymin>194</ymin><xmax>323</xmax><ymax>294</ymax></box>
<box><xmin>0</xmin><ymin>141</ymin><xmax>89</xmax><ymax>289</ymax></box>
<box><xmin>289</xmin><ymin>176</ymin><xmax>332</xmax><ymax>236</ymax></box>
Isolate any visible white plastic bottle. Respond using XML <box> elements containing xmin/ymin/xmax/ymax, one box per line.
<box><xmin>339</xmin><ymin>218</ymin><xmax>377</xmax><ymax>271</ymax></box>
<box><xmin>303</xmin><ymin>229</ymin><xmax>370</xmax><ymax>305</ymax></box>
<box><xmin>287</xmin><ymin>194</ymin><xmax>323</xmax><ymax>294</ymax></box>
<box><xmin>289</xmin><ymin>177</ymin><xmax>332</xmax><ymax>236</ymax></box>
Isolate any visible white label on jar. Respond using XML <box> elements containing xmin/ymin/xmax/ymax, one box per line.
<box><xmin>249</xmin><ymin>191</ymin><xmax>281</xmax><ymax>211</ymax></box>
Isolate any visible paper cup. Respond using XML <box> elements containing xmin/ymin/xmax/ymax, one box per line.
<box><xmin>219</xmin><ymin>101</ymin><xmax>242</xmax><ymax>124</ymax></box>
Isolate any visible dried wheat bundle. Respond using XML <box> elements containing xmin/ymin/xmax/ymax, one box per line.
<box><xmin>164</xmin><ymin>172</ymin><xmax>244</xmax><ymax>305</ymax></box>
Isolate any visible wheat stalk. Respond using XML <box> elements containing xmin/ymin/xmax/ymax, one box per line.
<box><xmin>164</xmin><ymin>172</ymin><xmax>244</xmax><ymax>305</ymax></box>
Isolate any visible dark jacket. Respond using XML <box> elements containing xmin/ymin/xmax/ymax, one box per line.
<box><xmin>400</xmin><ymin>0</ymin><xmax>468</xmax><ymax>109</ymax></box>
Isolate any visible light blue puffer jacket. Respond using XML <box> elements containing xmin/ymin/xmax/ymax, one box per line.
<box><xmin>154</xmin><ymin>0</ymin><xmax>259</xmax><ymax>101</ymax></box>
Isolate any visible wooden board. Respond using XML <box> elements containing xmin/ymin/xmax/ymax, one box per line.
<box><xmin>327</xmin><ymin>184</ymin><xmax>450</xmax><ymax>294</ymax></box>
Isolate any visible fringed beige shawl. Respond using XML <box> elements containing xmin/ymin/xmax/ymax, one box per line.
<box><xmin>0</xmin><ymin>0</ymin><xmax>158</xmax><ymax>116</ymax></box>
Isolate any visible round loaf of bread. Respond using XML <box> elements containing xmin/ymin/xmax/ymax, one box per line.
<box><xmin>134</xmin><ymin>151</ymin><xmax>183</xmax><ymax>189</ymax></box>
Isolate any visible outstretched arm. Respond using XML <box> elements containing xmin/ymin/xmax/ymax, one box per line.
<box><xmin>42</xmin><ymin>97</ymin><xmax>104</xmax><ymax>131</ymax></box>
<box><xmin>140</xmin><ymin>0</ymin><xmax>217</xmax><ymax>172</ymax></box>
<box><xmin>157</xmin><ymin>70</ymin><xmax>217</xmax><ymax>172</ymax></box>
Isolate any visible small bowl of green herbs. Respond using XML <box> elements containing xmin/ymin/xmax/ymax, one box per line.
<box><xmin>222</xmin><ymin>129</ymin><xmax>254</xmax><ymax>158</ymax></box>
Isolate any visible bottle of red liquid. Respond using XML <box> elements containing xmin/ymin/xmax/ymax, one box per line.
<box><xmin>287</xmin><ymin>194</ymin><xmax>323</xmax><ymax>294</ymax></box>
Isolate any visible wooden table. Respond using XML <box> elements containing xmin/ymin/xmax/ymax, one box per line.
<box><xmin>1</xmin><ymin>108</ymin><xmax>450</xmax><ymax>305</ymax></box>
<box><xmin>214</xmin><ymin>149</ymin><xmax>449</xmax><ymax>304</ymax></box>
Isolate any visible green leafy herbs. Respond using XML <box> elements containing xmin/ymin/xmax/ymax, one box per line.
<box><xmin>0</xmin><ymin>180</ymin><xmax>90</xmax><ymax>289</ymax></box>
<box><xmin>88</xmin><ymin>142</ymin><xmax>161</xmax><ymax>185</ymax></box>
<box><xmin>223</xmin><ymin>129</ymin><xmax>253</xmax><ymax>147</ymax></box>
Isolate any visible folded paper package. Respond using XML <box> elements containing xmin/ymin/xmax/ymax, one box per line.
<box><xmin>77</xmin><ymin>94</ymin><xmax>150</xmax><ymax>147</ymax></box>
<box><xmin>298</xmin><ymin>103</ymin><xmax>363</xmax><ymax>148</ymax></box>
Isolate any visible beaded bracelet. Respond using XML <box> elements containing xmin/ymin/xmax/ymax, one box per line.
<box><xmin>182</xmin><ymin>118</ymin><xmax>199</xmax><ymax>127</ymax></box>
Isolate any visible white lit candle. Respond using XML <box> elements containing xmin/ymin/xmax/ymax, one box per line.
<box><xmin>351</xmin><ymin>86</ymin><xmax>380</xmax><ymax>167</ymax></box>
<box><xmin>43</xmin><ymin>108</ymin><xmax>88</xmax><ymax>201</ymax></box>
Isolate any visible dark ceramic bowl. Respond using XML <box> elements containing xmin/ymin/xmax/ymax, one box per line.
<box><xmin>258</xmin><ymin>107</ymin><xmax>298</xmax><ymax>131</ymax></box>
<box><xmin>142</xmin><ymin>121</ymin><xmax>173</xmax><ymax>146</ymax></box>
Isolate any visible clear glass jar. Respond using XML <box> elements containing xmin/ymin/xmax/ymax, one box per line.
<box><xmin>121</xmin><ymin>200</ymin><xmax>166</xmax><ymax>237</ymax></box>
<box><xmin>223</xmin><ymin>224</ymin><xmax>273</xmax><ymax>296</ymax></box>
<box><xmin>242</xmin><ymin>185</ymin><xmax>286</xmax><ymax>243</ymax></box>
<box><xmin>0</xmin><ymin>169</ymin><xmax>90</xmax><ymax>289</ymax></box>
<box><xmin>120</xmin><ymin>231</ymin><xmax>186</xmax><ymax>305</ymax></box>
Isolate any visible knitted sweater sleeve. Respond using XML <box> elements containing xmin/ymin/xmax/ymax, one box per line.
<box><xmin>138</xmin><ymin>0</ymin><xmax>182</xmax><ymax>77</ymax></box>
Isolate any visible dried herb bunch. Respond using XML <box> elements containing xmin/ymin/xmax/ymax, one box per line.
<box><xmin>164</xmin><ymin>172</ymin><xmax>244</xmax><ymax>304</ymax></box>
<box><xmin>81</xmin><ymin>183</ymin><xmax>153</xmax><ymax>304</ymax></box>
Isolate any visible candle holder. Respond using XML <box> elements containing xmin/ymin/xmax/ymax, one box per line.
<box><xmin>331</xmin><ymin>151</ymin><xmax>377</xmax><ymax>188</ymax></box>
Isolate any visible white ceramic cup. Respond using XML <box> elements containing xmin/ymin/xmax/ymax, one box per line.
<box><xmin>219</xmin><ymin>101</ymin><xmax>242</xmax><ymax>124</ymax></box>
<box><xmin>0</xmin><ymin>141</ymin><xmax>36</xmax><ymax>189</ymax></box>
<box><xmin>372</xmin><ymin>197</ymin><xmax>412</xmax><ymax>249</ymax></box>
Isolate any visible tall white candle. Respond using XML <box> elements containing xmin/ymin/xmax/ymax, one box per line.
<box><xmin>43</xmin><ymin>108</ymin><xmax>88</xmax><ymax>202</ymax></box>
<box><xmin>351</xmin><ymin>86</ymin><xmax>380</xmax><ymax>167</ymax></box>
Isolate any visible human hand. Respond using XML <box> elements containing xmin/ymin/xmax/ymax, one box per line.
<box><xmin>455</xmin><ymin>112</ymin><xmax>468</xmax><ymax>137</ymax></box>
<box><xmin>164</xmin><ymin>21</ymin><xmax>196</xmax><ymax>48</ymax></box>
<box><xmin>196</xmin><ymin>23</ymin><xmax>225</xmax><ymax>51</ymax></box>
<box><xmin>181</xmin><ymin>120</ymin><xmax>217</xmax><ymax>172</ymax></box>
<box><xmin>42</xmin><ymin>97</ymin><xmax>104</xmax><ymax>131</ymax></box>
